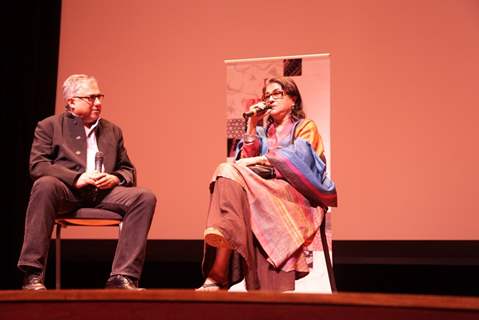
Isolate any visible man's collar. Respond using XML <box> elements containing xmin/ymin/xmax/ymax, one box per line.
<box><xmin>65</xmin><ymin>111</ymin><xmax>101</xmax><ymax>129</ymax></box>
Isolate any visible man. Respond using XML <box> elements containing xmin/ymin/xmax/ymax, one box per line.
<box><xmin>18</xmin><ymin>74</ymin><xmax>156</xmax><ymax>290</ymax></box>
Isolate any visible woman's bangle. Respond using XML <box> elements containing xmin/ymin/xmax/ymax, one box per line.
<box><xmin>243</xmin><ymin>134</ymin><xmax>257</xmax><ymax>144</ymax></box>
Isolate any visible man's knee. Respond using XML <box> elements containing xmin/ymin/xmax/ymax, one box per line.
<box><xmin>137</xmin><ymin>188</ymin><xmax>157</xmax><ymax>209</ymax></box>
<box><xmin>31</xmin><ymin>176</ymin><xmax>65</xmax><ymax>194</ymax></box>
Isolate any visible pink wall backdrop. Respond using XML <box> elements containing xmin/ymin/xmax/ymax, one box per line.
<box><xmin>56</xmin><ymin>0</ymin><xmax>479</xmax><ymax>240</ymax></box>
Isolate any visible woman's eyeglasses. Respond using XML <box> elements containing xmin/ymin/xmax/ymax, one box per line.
<box><xmin>73</xmin><ymin>94</ymin><xmax>105</xmax><ymax>104</ymax></box>
<box><xmin>263</xmin><ymin>90</ymin><xmax>284</xmax><ymax>101</ymax></box>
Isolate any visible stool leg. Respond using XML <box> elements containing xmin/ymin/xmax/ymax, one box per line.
<box><xmin>55</xmin><ymin>223</ymin><xmax>61</xmax><ymax>290</ymax></box>
<box><xmin>320</xmin><ymin>217</ymin><xmax>337</xmax><ymax>292</ymax></box>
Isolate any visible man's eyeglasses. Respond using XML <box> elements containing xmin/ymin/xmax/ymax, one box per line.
<box><xmin>263</xmin><ymin>90</ymin><xmax>284</xmax><ymax>101</ymax></box>
<box><xmin>73</xmin><ymin>94</ymin><xmax>105</xmax><ymax>104</ymax></box>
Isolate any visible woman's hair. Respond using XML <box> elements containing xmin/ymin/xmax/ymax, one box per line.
<box><xmin>262</xmin><ymin>77</ymin><xmax>306</xmax><ymax>121</ymax></box>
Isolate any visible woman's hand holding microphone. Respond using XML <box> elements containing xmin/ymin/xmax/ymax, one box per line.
<box><xmin>243</xmin><ymin>101</ymin><xmax>272</xmax><ymax>135</ymax></box>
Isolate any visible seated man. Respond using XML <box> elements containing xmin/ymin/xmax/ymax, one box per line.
<box><xmin>18</xmin><ymin>74</ymin><xmax>157</xmax><ymax>290</ymax></box>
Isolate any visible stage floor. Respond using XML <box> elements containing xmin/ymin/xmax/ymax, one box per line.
<box><xmin>1</xmin><ymin>290</ymin><xmax>479</xmax><ymax>320</ymax></box>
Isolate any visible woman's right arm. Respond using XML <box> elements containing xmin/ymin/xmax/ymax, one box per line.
<box><xmin>239</xmin><ymin>102</ymin><xmax>269</xmax><ymax>158</ymax></box>
<box><xmin>240</xmin><ymin>136</ymin><xmax>261</xmax><ymax>158</ymax></box>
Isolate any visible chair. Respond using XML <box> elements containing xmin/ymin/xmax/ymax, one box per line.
<box><xmin>318</xmin><ymin>211</ymin><xmax>337</xmax><ymax>292</ymax></box>
<box><xmin>54</xmin><ymin>208</ymin><xmax>123</xmax><ymax>289</ymax></box>
<box><xmin>319</xmin><ymin>213</ymin><xmax>338</xmax><ymax>293</ymax></box>
<box><xmin>289</xmin><ymin>211</ymin><xmax>336</xmax><ymax>293</ymax></box>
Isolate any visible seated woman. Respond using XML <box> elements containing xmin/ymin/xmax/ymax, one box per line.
<box><xmin>197</xmin><ymin>77</ymin><xmax>337</xmax><ymax>291</ymax></box>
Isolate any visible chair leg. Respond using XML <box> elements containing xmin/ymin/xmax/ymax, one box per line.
<box><xmin>320</xmin><ymin>216</ymin><xmax>337</xmax><ymax>292</ymax></box>
<box><xmin>55</xmin><ymin>223</ymin><xmax>61</xmax><ymax>290</ymax></box>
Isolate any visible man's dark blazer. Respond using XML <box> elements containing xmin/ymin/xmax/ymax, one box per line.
<box><xmin>29</xmin><ymin>111</ymin><xmax>136</xmax><ymax>188</ymax></box>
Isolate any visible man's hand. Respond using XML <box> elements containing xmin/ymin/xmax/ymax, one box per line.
<box><xmin>94</xmin><ymin>173</ymin><xmax>120</xmax><ymax>190</ymax></box>
<box><xmin>74</xmin><ymin>172</ymin><xmax>120</xmax><ymax>190</ymax></box>
<box><xmin>75</xmin><ymin>172</ymin><xmax>101</xmax><ymax>189</ymax></box>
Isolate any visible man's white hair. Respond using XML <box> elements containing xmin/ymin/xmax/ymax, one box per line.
<box><xmin>62</xmin><ymin>74</ymin><xmax>97</xmax><ymax>100</ymax></box>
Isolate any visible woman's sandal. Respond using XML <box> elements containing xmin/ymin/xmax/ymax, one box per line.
<box><xmin>195</xmin><ymin>278</ymin><xmax>227</xmax><ymax>291</ymax></box>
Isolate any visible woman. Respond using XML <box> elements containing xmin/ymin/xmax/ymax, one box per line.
<box><xmin>197</xmin><ymin>77</ymin><xmax>337</xmax><ymax>291</ymax></box>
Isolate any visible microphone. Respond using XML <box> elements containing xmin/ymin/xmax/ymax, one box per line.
<box><xmin>242</xmin><ymin>104</ymin><xmax>272</xmax><ymax>118</ymax></box>
<box><xmin>91</xmin><ymin>151</ymin><xmax>104</xmax><ymax>201</ymax></box>
<box><xmin>94</xmin><ymin>151</ymin><xmax>104</xmax><ymax>173</ymax></box>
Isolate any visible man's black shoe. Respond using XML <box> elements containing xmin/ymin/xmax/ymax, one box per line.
<box><xmin>22</xmin><ymin>273</ymin><xmax>46</xmax><ymax>290</ymax></box>
<box><xmin>105</xmin><ymin>275</ymin><xmax>143</xmax><ymax>290</ymax></box>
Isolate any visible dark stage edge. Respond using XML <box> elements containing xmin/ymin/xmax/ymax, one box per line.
<box><xmin>1</xmin><ymin>290</ymin><xmax>479</xmax><ymax>320</ymax></box>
